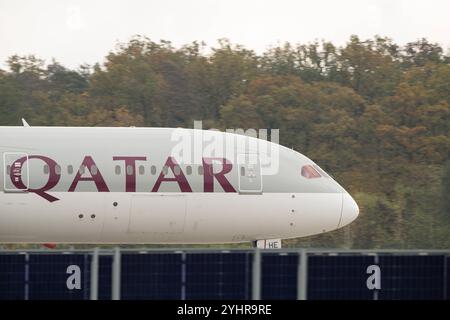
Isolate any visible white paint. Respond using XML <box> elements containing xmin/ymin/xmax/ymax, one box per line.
<box><xmin>0</xmin><ymin>192</ymin><xmax>347</xmax><ymax>243</ymax></box>
<box><xmin>128</xmin><ymin>194</ymin><xmax>187</xmax><ymax>233</ymax></box>
<box><xmin>0</xmin><ymin>126</ymin><xmax>359</xmax><ymax>244</ymax></box>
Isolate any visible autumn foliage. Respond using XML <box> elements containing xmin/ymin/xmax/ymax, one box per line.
<box><xmin>0</xmin><ymin>35</ymin><xmax>449</xmax><ymax>248</ymax></box>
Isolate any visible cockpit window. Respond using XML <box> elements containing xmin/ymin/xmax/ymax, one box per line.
<box><xmin>301</xmin><ymin>165</ymin><xmax>321</xmax><ymax>179</ymax></box>
<box><xmin>313</xmin><ymin>164</ymin><xmax>330</xmax><ymax>178</ymax></box>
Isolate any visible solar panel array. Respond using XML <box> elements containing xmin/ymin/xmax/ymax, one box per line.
<box><xmin>95</xmin><ymin>252</ymin><xmax>253</xmax><ymax>300</ymax></box>
<box><xmin>0</xmin><ymin>251</ymin><xmax>449</xmax><ymax>300</ymax></box>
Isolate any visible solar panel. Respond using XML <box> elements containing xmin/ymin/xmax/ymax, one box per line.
<box><xmin>0</xmin><ymin>254</ymin><xmax>26</xmax><ymax>300</ymax></box>
<box><xmin>185</xmin><ymin>253</ymin><xmax>252</xmax><ymax>300</ymax></box>
<box><xmin>121</xmin><ymin>253</ymin><xmax>182</xmax><ymax>299</ymax></box>
<box><xmin>28</xmin><ymin>254</ymin><xmax>91</xmax><ymax>300</ymax></box>
<box><xmin>308</xmin><ymin>255</ymin><xmax>375</xmax><ymax>300</ymax></box>
<box><xmin>98</xmin><ymin>255</ymin><xmax>113</xmax><ymax>300</ymax></box>
<box><xmin>446</xmin><ymin>256</ymin><xmax>450</xmax><ymax>300</ymax></box>
<box><xmin>378</xmin><ymin>255</ymin><xmax>445</xmax><ymax>300</ymax></box>
<box><xmin>261</xmin><ymin>253</ymin><xmax>298</xmax><ymax>300</ymax></box>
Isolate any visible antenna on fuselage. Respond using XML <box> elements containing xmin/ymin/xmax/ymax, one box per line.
<box><xmin>21</xmin><ymin>118</ymin><xmax>30</xmax><ymax>127</ymax></box>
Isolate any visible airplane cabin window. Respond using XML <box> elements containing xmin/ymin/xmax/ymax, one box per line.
<box><xmin>301</xmin><ymin>165</ymin><xmax>321</xmax><ymax>179</ymax></box>
<box><xmin>79</xmin><ymin>165</ymin><xmax>85</xmax><ymax>175</ymax></box>
<box><xmin>198</xmin><ymin>166</ymin><xmax>203</xmax><ymax>175</ymax></box>
<box><xmin>67</xmin><ymin>165</ymin><xmax>73</xmax><ymax>174</ymax></box>
<box><xmin>186</xmin><ymin>165</ymin><xmax>192</xmax><ymax>175</ymax></box>
<box><xmin>115</xmin><ymin>165</ymin><xmax>121</xmax><ymax>175</ymax></box>
<box><xmin>240</xmin><ymin>166</ymin><xmax>245</xmax><ymax>177</ymax></box>
<box><xmin>139</xmin><ymin>165</ymin><xmax>145</xmax><ymax>175</ymax></box>
<box><xmin>126</xmin><ymin>165</ymin><xmax>133</xmax><ymax>176</ymax></box>
<box><xmin>55</xmin><ymin>165</ymin><xmax>61</xmax><ymax>175</ymax></box>
<box><xmin>174</xmin><ymin>165</ymin><xmax>181</xmax><ymax>175</ymax></box>
<box><xmin>91</xmin><ymin>165</ymin><xmax>98</xmax><ymax>175</ymax></box>
<box><xmin>6</xmin><ymin>165</ymin><xmax>11</xmax><ymax>175</ymax></box>
<box><xmin>151</xmin><ymin>165</ymin><xmax>156</xmax><ymax>175</ymax></box>
<box><xmin>162</xmin><ymin>166</ymin><xmax>168</xmax><ymax>175</ymax></box>
<box><xmin>43</xmin><ymin>165</ymin><xmax>49</xmax><ymax>174</ymax></box>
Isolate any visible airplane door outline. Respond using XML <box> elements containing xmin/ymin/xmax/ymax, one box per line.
<box><xmin>3</xmin><ymin>152</ymin><xmax>29</xmax><ymax>192</ymax></box>
<box><xmin>128</xmin><ymin>194</ymin><xmax>187</xmax><ymax>233</ymax></box>
<box><xmin>237</xmin><ymin>153</ymin><xmax>263</xmax><ymax>194</ymax></box>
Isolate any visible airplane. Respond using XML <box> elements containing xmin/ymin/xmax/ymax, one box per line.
<box><xmin>0</xmin><ymin>123</ymin><xmax>359</xmax><ymax>248</ymax></box>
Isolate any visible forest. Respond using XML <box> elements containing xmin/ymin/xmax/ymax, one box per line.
<box><xmin>0</xmin><ymin>35</ymin><xmax>449</xmax><ymax>249</ymax></box>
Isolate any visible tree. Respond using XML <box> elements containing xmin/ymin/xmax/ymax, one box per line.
<box><xmin>1</xmin><ymin>36</ymin><xmax>449</xmax><ymax>249</ymax></box>
<box><xmin>403</xmin><ymin>38</ymin><xmax>444</xmax><ymax>67</ymax></box>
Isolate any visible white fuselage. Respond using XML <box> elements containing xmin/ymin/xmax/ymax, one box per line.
<box><xmin>0</xmin><ymin>127</ymin><xmax>359</xmax><ymax>244</ymax></box>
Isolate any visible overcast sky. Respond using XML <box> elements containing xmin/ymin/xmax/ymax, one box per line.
<box><xmin>1</xmin><ymin>0</ymin><xmax>449</xmax><ymax>69</ymax></box>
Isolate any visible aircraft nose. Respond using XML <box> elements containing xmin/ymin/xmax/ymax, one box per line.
<box><xmin>339</xmin><ymin>192</ymin><xmax>359</xmax><ymax>227</ymax></box>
